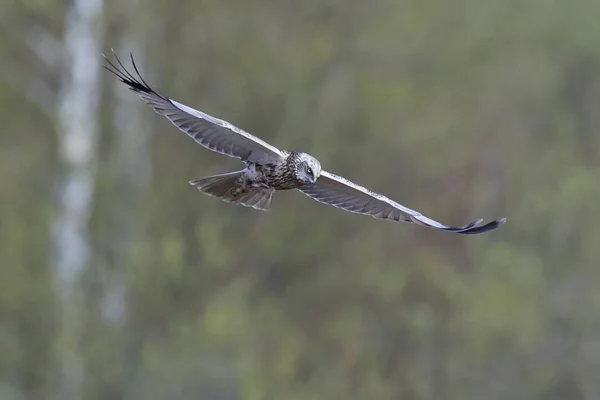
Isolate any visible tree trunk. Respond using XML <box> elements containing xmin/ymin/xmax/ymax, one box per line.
<box><xmin>53</xmin><ymin>0</ymin><xmax>103</xmax><ymax>398</ymax></box>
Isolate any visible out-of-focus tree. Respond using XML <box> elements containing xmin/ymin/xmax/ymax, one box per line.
<box><xmin>1</xmin><ymin>0</ymin><xmax>600</xmax><ymax>399</ymax></box>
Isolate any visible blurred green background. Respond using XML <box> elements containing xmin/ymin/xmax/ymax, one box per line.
<box><xmin>2</xmin><ymin>0</ymin><xmax>600</xmax><ymax>399</ymax></box>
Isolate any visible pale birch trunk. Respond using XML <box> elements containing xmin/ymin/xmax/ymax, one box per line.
<box><xmin>53</xmin><ymin>0</ymin><xmax>102</xmax><ymax>397</ymax></box>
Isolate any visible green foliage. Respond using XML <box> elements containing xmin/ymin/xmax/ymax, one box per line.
<box><xmin>2</xmin><ymin>0</ymin><xmax>600</xmax><ymax>398</ymax></box>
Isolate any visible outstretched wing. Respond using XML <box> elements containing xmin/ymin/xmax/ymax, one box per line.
<box><xmin>102</xmin><ymin>51</ymin><xmax>285</xmax><ymax>163</ymax></box>
<box><xmin>300</xmin><ymin>171</ymin><xmax>506</xmax><ymax>234</ymax></box>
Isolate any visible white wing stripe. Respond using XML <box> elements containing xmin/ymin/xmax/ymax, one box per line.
<box><xmin>299</xmin><ymin>171</ymin><xmax>505</xmax><ymax>233</ymax></box>
<box><xmin>104</xmin><ymin>53</ymin><xmax>285</xmax><ymax>162</ymax></box>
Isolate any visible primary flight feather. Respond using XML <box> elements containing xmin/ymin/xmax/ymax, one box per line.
<box><xmin>103</xmin><ymin>51</ymin><xmax>506</xmax><ymax>234</ymax></box>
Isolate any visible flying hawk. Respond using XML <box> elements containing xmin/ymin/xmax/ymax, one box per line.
<box><xmin>103</xmin><ymin>52</ymin><xmax>505</xmax><ymax>235</ymax></box>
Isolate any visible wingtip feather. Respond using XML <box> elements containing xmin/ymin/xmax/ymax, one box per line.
<box><xmin>454</xmin><ymin>217</ymin><xmax>506</xmax><ymax>235</ymax></box>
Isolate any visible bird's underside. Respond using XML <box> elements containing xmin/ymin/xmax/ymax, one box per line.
<box><xmin>103</xmin><ymin>50</ymin><xmax>506</xmax><ymax>235</ymax></box>
<box><xmin>188</xmin><ymin>159</ymin><xmax>304</xmax><ymax>211</ymax></box>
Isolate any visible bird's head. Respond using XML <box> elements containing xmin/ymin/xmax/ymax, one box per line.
<box><xmin>295</xmin><ymin>153</ymin><xmax>321</xmax><ymax>185</ymax></box>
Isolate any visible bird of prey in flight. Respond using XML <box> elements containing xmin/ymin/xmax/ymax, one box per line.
<box><xmin>103</xmin><ymin>52</ymin><xmax>506</xmax><ymax>234</ymax></box>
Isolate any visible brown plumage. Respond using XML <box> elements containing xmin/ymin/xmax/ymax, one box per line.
<box><xmin>103</xmin><ymin>51</ymin><xmax>506</xmax><ymax>234</ymax></box>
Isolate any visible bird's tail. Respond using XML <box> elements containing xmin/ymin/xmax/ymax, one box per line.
<box><xmin>189</xmin><ymin>171</ymin><xmax>274</xmax><ymax>211</ymax></box>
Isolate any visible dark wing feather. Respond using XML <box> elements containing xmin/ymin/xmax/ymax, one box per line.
<box><xmin>102</xmin><ymin>51</ymin><xmax>284</xmax><ymax>163</ymax></box>
<box><xmin>300</xmin><ymin>171</ymin><xmax>506</xmax><ymax>234</ymax></box>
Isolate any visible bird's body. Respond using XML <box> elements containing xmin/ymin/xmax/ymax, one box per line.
<box><xmin>254</xmin><ymin>151</ymin><xmax>322</xmax><ymax>191</ymax></box>
<box><xmin>103</xmin><ymin>52</ymin><xmax>506</xmax><ymax>235</ymax></box>
<box><xmin>187</xmin><ymin>150</ymin><xmax>321</xmax><ymax>210</ymax></box>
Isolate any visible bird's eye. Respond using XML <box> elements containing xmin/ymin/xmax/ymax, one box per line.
<box><xmin>307</xmin><ymin>168</ymin><xmax>313</xmax><ymax>175</ymax></box>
